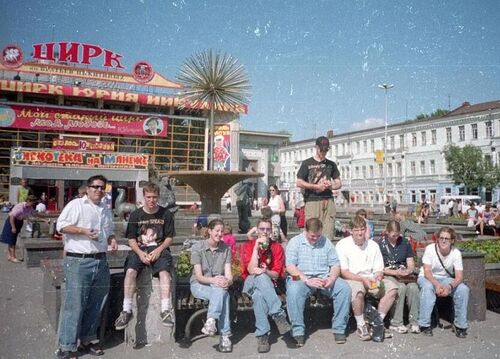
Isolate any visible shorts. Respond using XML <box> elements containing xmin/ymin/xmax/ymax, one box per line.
<box><xmin>124</xmin><ymin>246</ymin><xmax>172</xmax><ymax>277</ymax></box>
<box><xmin>345</xmin><ymin>278</ymin><xmax>398</xmax><ymax>302</ymax></box>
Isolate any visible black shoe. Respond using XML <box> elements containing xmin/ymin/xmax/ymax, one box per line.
<box><xmin>294</xmin><ymin>335</ymin><xmax>305</xmax><ymax>347</ymax></box>
<box><xmin>453</xmin><ymin>325</ymin><xmax>467</xmax><ymax>338</ymax></box>
<box><xmin>160</xmin><ymin>309</ymin><xmax>175</xmax><ymax>327</ymax></box>
<box><xmin>272</xmin><ymin>312</ymin><xmax>291</xmax><ymax>335</ymax></box>
<box><xmin>421</xmin><ymin>327</ymin><xmax>433</xmax><ymax>336</ymax></box>
<box><xmin>257</xmin><ymin>333</ymin><xmax>270</xmax><ymax>353</ymax></box>
<box><xmin>334</xmin><ymin>333</ymin><xmax>346</xmax><ymax>344</ymax></box>
<box><xmin>114</xmin><ymin>311</ymin><xmax>133</xmax><ymax>330</ymax></box>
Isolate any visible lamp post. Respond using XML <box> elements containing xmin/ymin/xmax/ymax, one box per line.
<box><xmin>378</xmin><ymin>83</ymin><xmax>394</xmax><ymax>203</ymax></box>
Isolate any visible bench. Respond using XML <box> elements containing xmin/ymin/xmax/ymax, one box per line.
<box><xmin>485</xmin><ymin>276</ymin><xmax>500</xmax><ymax>313</ymax></box>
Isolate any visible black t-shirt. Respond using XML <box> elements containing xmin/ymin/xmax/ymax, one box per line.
<box><xmin>296</xmin><ymin>157</ymin><xmax>340</xmax><ymax>201</ymax></box>
<box><xmin>126</xmin><ymin>206</ymin><xmax>175</xmax><ymax>247</ymax></box>
<box><xmin>378</xmin><ymin>236</ymin><xmax>415</xmax><ymax>268</ymax></box>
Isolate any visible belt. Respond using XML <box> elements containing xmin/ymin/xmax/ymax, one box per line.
<box><xmin>66</xmin><ymin>252</ymin><xmax>106</xmax><ymax>259</ymax></box>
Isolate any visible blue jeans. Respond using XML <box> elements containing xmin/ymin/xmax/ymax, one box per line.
<box><xmin>417</xmin><ymin>276</ymin><xmax>469</xmax><ymax>329</ymax></box>
<box><xmin>243</xmin><ymin>274</ymin><xmax>285</xmax><ymax>337</ymax></box>
<box><xmin>190</xmin><ymin>281</ymin><xmax>231</xmax><ymax>335</ymax></box>
<box><xmin>286</xmin><ymin>277</ymin><xmax>351</xmax><ymax>336</ymax></box>
<box><xmin>58</xmin><ymin>256</ymin><xmax>110</xmax><ymax>352</ymax></box>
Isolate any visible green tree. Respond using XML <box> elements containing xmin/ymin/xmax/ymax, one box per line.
<box><xmin>444</xmin><ymin>144</ymin><xmax>500</xmax><ymax>194</ymax></box>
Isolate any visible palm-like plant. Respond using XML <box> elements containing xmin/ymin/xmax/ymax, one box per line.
<box><xmin>177</xmin><ymin>49</ymin><xmax>251</xmax><ymax>170</ymax></box>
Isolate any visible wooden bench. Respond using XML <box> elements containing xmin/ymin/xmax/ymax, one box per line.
<box><xmin>485</xmin><ymin>276</ymin><xmax>500</xmax><ymax>313</ymax></box>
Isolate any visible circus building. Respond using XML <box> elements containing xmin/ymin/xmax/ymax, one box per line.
<box><xmin>0</xmin><ymin>41</ymin><xmax>247</xmax><ymax>209</ymax></box>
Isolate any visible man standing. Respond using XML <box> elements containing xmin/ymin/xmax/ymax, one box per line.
<box><xmin>17</xmin><ymin>178</ymin><xmax>33</xmax><ymax>203</ymax></box>
<box><xmin>115</xmin><ymin>182</ymin><xmax>175</xmax><ymax>330</ymax></box>
<box><xmin>56</xmin><ymin>175</ymin><xmax>118</xmax><ymax>358</ymax></box>
<box><xmin>296</xmin><ymin>136</ymin><xmax>341</xmax><ymax>240</ymax></box>
<box><xmin>285</xmin><ymin>218</ymin><xmax>351</xmax><ymax>347</ymax></box>
<box><xmin>240</xmin><ymin>218</ymin><xmax>290</xmax><ymax>353</ymax></box>
<box><xmin>234</xmin><ymin>181</ymin><xmax>253</xmax><ymax>233</ymax></box>
<box><xmin>336</xmin><ymin>215</ymin><xmax>398</xmax><ymax>342</ymax></box>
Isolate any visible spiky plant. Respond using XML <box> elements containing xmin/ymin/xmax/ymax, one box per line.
<box><xmin>177</xmin><ymin>49</ymin><xmax>251</xmax><ymax>170</ymax></box>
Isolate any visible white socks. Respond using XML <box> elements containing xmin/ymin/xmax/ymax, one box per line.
<box><xmin>161</xmin><ymin>298</ymin><xmax>172</xmax><ymax>312</ymax></box>
<box><xmin>123</xmin><ymin>298</ymin><xmax>133</xmax><ymax>313</ymax></box>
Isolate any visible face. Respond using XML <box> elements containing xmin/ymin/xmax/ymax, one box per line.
<box><xmin>269</xmin><ymin>187</ymin><xmax>276</xmax><ymax>196</ymax></box>
<box><xmin>352</xmin><ymin>226</ymin><xmax>366</xmax><ymax>245</ymax></box>
<box><xmin>21</xmin><ymin>179</ymin><xmax>27</xmax><ymax>187</ymax></box>
<box><xmin>257</xmin><ymin>222</ymin><xmax>272</xmax><ymax>239</ymax></box>
<box><xmin>86</xmin><ymin>180</ymin><xmax>106</xmax><ymax>204</ymax></box>
<box><xmin>437</xmin><ymin>231</ymin><xmax>453</xmax><ymax>253</ymax></box>
<box><xmin>143</xmin><ymin>190</ymin><xmax>159</xmax><ymax>211</ymax></box>
<box><xmin>316</xmin><ymin>145</ymin><xmax>328</xmax><ymax>160</ymax></box>
<box><xmin>387</xmin><ymin>230</ymin><xmax>400</xmax><ymax>241</ymax></box>
<box><xmin>305</xmin><ymin>230</ymin><xmax>322</xmax><ymax>245</ymax></box>
<box><xmin>148</xmin><ymin>120</ymin><xmax>158</xmax><ymax>131</ymax></box>
<box><xmin>208</xmin><ymin>224</ymin><xmax>224</xmax><ymax>242</ymax></box>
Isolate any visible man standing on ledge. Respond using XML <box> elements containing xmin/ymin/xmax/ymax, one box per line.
<box><xmin>296</xmin><ymin>136</ymin><xmax>341</xmax><ymax>240</ymax></box>
<box><xmin>56</xmin><ymin>175</ymin><xmax>118</xmax><ymax>358</ymax></box>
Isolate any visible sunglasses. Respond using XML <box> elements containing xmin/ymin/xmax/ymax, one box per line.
<box><xmin>258</xmin><ymin>227</ymin><xmax>272</xmax><ymax>232</ymax></box>
<box><xmin>88</xmin><ymin>185</ymin><xmax>105</xmax><ymax>191</ymax></box>
<box><xmin>438</xmin><ymin>237</ymin><xmax>452</xmax><ymax>242</ymax></box>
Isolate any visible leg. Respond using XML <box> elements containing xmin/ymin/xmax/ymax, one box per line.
<box><xmin>452</xmin><ymin>283</ymin><xmax>469</xmax><ymax>329</ymax></box>
<box><xmin>389</xmin><ymin>280</ymin><xmax>407</xmax><ymax>326</ymax></box>
<box><xmin>378</xmin><ymin>279</ymin><xmax>398</xmax><ymax>317</ymax></box>
<box><xmin>417</xmin><ymin>276</ymin><xmax>436</xmax><ymax>327</ymax></box>
<box><xmin>285</xmin><ymin>278</ymin><xmax>311</xmax><ymax>337</ymax></box>
<box><xmin>244</xmin><ymin>276</ymin><xmax>271</xmax><ymax>336</ymax></box>
<box><xmin>123</xmin><ymin>268</ymin><xmax>138</xmax><ymax>302</ymax></box>
<box><xmin>322</xmin><ymin>199</ymin><xmax>336</xmax><ymax>241</ymax></box>
<box><xmin>158</xmin><ymin>270</ymin><xmax>172</xmax><ymax>300</ymax></box>
<box><xmin>405</xmin><ymin>283</ymin><xmax>420</xmax><ymax>326</ymax></box>
<box><xmin>322</xmin><ymin>278</ymin><xmax>351</xmax><ymax>334</ymax></box>
<box><xmin>190</xmin><ymin>282</ymin><xmax>231</xmax><ymax>335</ymax></box>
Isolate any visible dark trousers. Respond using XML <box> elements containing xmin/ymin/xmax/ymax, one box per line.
<box><xmin>236</xmin><ymin>200</ymin><xmax>250</xmax><ymax>233</ymax></box>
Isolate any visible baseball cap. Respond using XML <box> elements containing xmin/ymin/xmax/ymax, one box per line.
<box><xmin>315</xmin><ymin>136</ymin><xmax>330</xmax><ymax>151</ymax></box>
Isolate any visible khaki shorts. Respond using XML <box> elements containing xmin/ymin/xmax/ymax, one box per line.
<box><xmin>346</xmin><ymin>278</ymin><xmax>398</xmax><ymax>301</ymax></box>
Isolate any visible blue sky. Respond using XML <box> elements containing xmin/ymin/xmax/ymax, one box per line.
<box><xmin>1</xmin><ymin>0</ymin><xmax>499</xmax><ymax>140</ymax></box>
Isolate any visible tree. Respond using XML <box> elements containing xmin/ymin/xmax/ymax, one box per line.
<box><xmin>443</xmin><ymin>144</ymin><xmax>500</xmax><ymax>194</ymax></box>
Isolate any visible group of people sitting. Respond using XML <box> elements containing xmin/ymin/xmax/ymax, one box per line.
<box><xmin>465</xmin><ymin>202</ymin><xmax>499</xmax><ymax>236</ymax></box>
<box><xmin>137</xmin><ymin>213</ymin><xmax>469</xmax><ymax>354</ymax></box>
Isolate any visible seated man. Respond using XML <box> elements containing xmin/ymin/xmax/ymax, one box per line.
<box><xmin>115</xmin><ymin>182</ymin><xmax>175</xmax><ymax>330</ymax></box>
<box><xmin>336</xmin><ymin>215</ymin><xmax>398</xmax><ymax>342</ymax></box>
<box><xmin>285</xmin><ymin>218</ymin><xmax>351</xmax><ymax>347</ymax></box>
<box><xmin>240</xmin><ymin>218</ymin><xmax>291</xmax><ymax>353</ymax></box>
<box><xmin>418</xmin><ymin>226</ymin><xmax>469</xmax><ymax>338</ymax></box>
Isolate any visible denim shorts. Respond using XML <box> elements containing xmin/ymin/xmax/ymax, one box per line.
<box><xmin>124</xmin><ymin>246</ymin><xmax>172</xmax><ymax>276</ymax></box>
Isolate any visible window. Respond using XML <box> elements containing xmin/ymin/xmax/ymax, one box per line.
<box><xmin>421</xmin><ymin>131</ymin><xmax>426</xmax><ymax>146</ymax></box>
<box><xmin>399</xmin><ymin>134</ymin><xmax>404</xmax><ymax>149</ymax></box>
<box><xmin>430</xmin><ymin>159</ymin><xmax>435</xmax><ymax>174</ymax></box>
<box><xmin>412</xmin><ymin>133</ymin><xmax>417</xmax><ymax>147</ymax></box>
<box><xmin>370</xmin><ymin>139</ymin><xmax>375</xmax><ymax>152</ymax></box>
<box><xmin>486</xmin><ymin>121</ymin><xmax>492</xmax><ymax>138</ymax></box>
<box><xmin>341</xmin><ymin>143</ymin><xmax>345</xmax><ymax>156</ymax></box>
<box><xmin>446</xmin><ymin>127</ymin><xmax>452</xmax><ymax>143</ymax></box>
<box><xmin>381</xmin><ymin>137</ymin><xmax>385</xmax><ymax>149</ymax></box>
<box><xmin>396</xmin><ymin>162</ymin><xmax>402</xmax><ymax>177</ymax></box>
<box><xmin>459</xmin><ymin>125</ymin><xmax>465</xmax><ymax>141</ymax></box>
<box><xmin>356</xmin><ymin>141</ymin><xmax>360</xmax><ymax>154</ymax></box>
<box><xmin>411</xmin><ymin>190</ymin><xmax>416</xmax><ymax>203</ymax></box>
<box><xmin>420</xmin><ymin>160</ymin><xmax>425</xmax><ymax>174</ymax></box>
<box><xmin>387</xmin><ymin>163</ymin><xmax>393</xmax><ymax>177</ymax></box>
<box><xmin>362</xmin><ymin>165</ymin><xmax>367</xmax><ymax>178</ymax></box>
<box><xmin>369</xmin><ymin>165</ymin><xmax>374</xmax><ymax>177</ymax></box>
<box><xmin>355</xmin><ymin>166</ymin><xmax>360</xmax><ymax>178</ymax></box>
<box><xmin>363</xmin><ymin>140</ymin><xmax>367</xmax><ymax>153</ymax></box>
<box><xmin>472</xmin><ymin>124</ymin><xmax>478</xmax><ymax>140</ymax></box>
<box><xmin>431</xmin><ymin>130</ymin><xmax>437</xmax><ymax>144</ymax></box>
<box><xmin>378</xmin><ymin>164</ymin><xmax>383</xmax><ymax>177</ymax></box>
<box><xmin>410</xmin><ymin>161</ymin><xmax>416</xmax><ymax>176</ymax></box>
<box><xmin>390</xmin><ymin>136</ymin><xmax>395</xmax><ymax>150</ymax></box>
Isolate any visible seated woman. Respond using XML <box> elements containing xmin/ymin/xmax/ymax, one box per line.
<box><xmin>190</xmin><ymin>219</ymin><xmax>233</xmax><ymax>352</ymax></box>
<box><xmin>477</xmin><ymin>203</ymin><xmax>498</xmax><ymax>236</ymax></box>
<box><xmin>417</xmin><ymin>203</ymin><xmax>430</xmax><ymax>224</ymax></box>
<box><xmin>417</xmin><ymin>226</ymin><xmax>469</xmax><ymax>338</ymax></box>
<box><xmin>379</xmin><ymin>220</ymin><xmax>420</xmax><ymax>334</ymax></box>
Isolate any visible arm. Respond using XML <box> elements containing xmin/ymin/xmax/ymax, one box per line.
<box><xmin>9</xmin><ymin>212</ymin><xmax>16</xmax><ymax>233</ymax></box>
<box><xmin>340</xmin><ymin>268</ymin><xmax>372</xmax><ymax>289</ymax></box>
<box><xmin>323</xmin><ymin>265</ymin><xmax>341</xmax><ymax>288</ymax></box>
<box><xmin>247</xmin><ymin>238</ymin><xmax>265</xmax><ymax>275</ymax></box>
<box><xmin>247</xmin><ymin>226</ymin><xmax>257</xmax><ymax>240</ymax></box>
<box><xmin>59</xmin><ymin>225</ymin><xmax>98</xmax><ymax>240</ymax></box>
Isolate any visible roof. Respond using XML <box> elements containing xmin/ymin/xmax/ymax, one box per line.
<box><xmin>444</xmin><ymin>100</ymin><xmax>500</xmax><ymax>117</ymax></box>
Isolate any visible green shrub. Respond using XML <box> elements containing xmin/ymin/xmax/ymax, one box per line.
<box><xmin>457</xmin><ymin>239</ymin><xmax>500</xmax><ymax>263</ymax></box>
<box><xmin>175</xmin><ymin>250</ymin><xmax>193</xmax><ymax>277</ymax></box>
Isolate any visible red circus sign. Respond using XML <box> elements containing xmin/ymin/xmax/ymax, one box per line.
<box><xmin>0</xmin><ymin>103</ymin><xmax>169</xmax><ymax>137</ymax></box>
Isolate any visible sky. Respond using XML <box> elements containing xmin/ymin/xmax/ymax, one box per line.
<box><xmin>1</xmin><ymin>0</ymin><xmax>499</xmax><ymax>141</ymax></box>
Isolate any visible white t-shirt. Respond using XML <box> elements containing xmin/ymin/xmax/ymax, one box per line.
<box><xmin>336</xmin><ymin>236</ymin><xmax>384</xmax><ymax>278</ymax></box>
<box><xmin>268</xmin><ymin>195</ymin><xmax>282</xmax><ymax>213</ymax></box>
<box><xmin>419</xmin><ymin>244</ymin><xmax>463</xmax><ymax>278</ymax></box>
<box><xmin>36</xmin><ymin>202</ymin><xmax>47</xmax><ymax>213</ymax></box>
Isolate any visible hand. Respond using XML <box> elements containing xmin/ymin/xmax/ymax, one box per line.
<box><xmin>306</xmin><ymin>277</ymin><xmax>325</xmax><ymax>289</ymax></box>
<box><xmin>109</xmin><ymin>239</ymin><xmax>118</xmax><ymax>255</ymax></box>
<box><xmin>361</xmin><ymin>277</ymin><xmax>373</xmax><ymax>290</ymax></box>
<box><xmin>323</xmin><ymin>276</ymin><xmax>336</xmax><ymax>288</ymax></box>
<box><xmin>436</xmin><ymin>284</ymin><xmax>450</xmax><ymax>297</ymax></box>
<box><xmin>11</xmin><ymin>227</ymin><xmax>16</xmax><ymax>234</ymax></box>
<box><xmin>213</xmin><ymin>275</ymin><xmax>230</xmax><ymax>288</ymax></box>
<box><xmin>139</xmin><ymin>251</ymin><xmax>151</xmax><ymax>265</ymax></box>
<box><xmin>252</xmin><ymin>267</ymin><xmax>266</xmax><ymax>275</ymax></box>
<box><xmin>86</xmin><ymin>228</ymin><xmax>99</xmax><ymax>241</ymax></box>
<box><xmin>148</xmin><ymin>248</ymin><xmax>161</xmax><ymax>262</ymax></box>
<box><xmin>374</xmin><ymin>273</ymin><xmax>384</xmax><ymax>281</ymax></box>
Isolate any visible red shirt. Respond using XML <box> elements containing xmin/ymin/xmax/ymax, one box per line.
<box><xmin>240</xmin><ymin>239</ymin><xmax>285</xmax><ymax>280</ymax></box>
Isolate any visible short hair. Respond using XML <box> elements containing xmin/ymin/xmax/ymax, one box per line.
<box><xmin>142</xmin><ymin>181</ymin><xmax>160</xmax><ymax>195</ymax></box>
<box><xmin>223</xmin><ymin>224</ymin><xmax>233</xmax><ymax>234</ymax></box>
<box><xmin>257</xmin><ymin>218</ymin><xmax>272</xmax><ymax>228</ymax></box>
<box><xmin>207</xmin><ymin>218</ymin><xmax>224</xmax><ymax>232</ymax></box>
<box><xmin>355</xmin><ymin>208</ymin><xmax>367</xmax><ymax>217</ymax></box>
<box><xmin>350</xmin><ymin>215</ymin><xmax>366</xmax><ymax>229</ymax></box>
<box><xmin>436</xmin><ymin>226</ymin><xmax>457</xmax><ymax>244</ymax></box>
<box><xmin>87</xmin><ymin>175</ymin><xmax>107</xmax><ymax>186</ymax></box>
<box><xmin>260</xmin><ymin>207</ymin><xmax>273</xmax><ymax>219</ymax></box>
<box><xmin>305</xmin><ymin>218</ymin><xmax>323</xmax><ymax>232</ymax></box>
<box><xmin>385</xmin><ymin>219</ymin><xmax>401</xmax><ymax>233</ymax></box>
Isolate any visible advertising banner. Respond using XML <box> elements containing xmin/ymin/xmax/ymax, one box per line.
<box><xmin>52</xmin><ymin>138</ymin><xmax>115</xmax><ymax>151</ymax></box>
<box><xmin>0</xmin><ymin>103</ymin><xmax>168</xmax><ymax>137</ymax></box>
<box><xmin>213</xmin><ymin>124</ymin><xmax>231</xmax><ymax>171</ymax></box>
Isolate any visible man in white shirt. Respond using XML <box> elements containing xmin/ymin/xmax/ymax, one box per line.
<box><xmin>336</xmin><ymin>215</ymin><xmax>398</xmax><ymax>342</ymax></box>
<box><xmin>56</xmin><ymin>175</ymin><xmax>118</xmax><ymax>358</ymax></box>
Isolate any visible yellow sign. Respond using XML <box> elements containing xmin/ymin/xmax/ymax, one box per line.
<box><xmin>375</xmin><ymin>150</ymin><xmax>385</xmax><ymax>164</ymax></box>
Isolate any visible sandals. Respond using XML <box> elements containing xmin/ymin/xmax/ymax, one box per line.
<box><xmin>57</xmin><ymin>349</ymin><xmax>78</xmax><ymax>359</ymax></box>
<box><xmin>78</xmin><ymin>342</ymin><xmax>104</xmax><ymax>356</ymax></box>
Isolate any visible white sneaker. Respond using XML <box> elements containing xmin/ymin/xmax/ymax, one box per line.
<box><xmin>410</xmin><ymin>324</ymin><xmax>421</xmax><ymax>334</ymax></box>
<box><xmin>219</xmin><ymin>334</ymin><xmax>233</xmax><ymax>353</ymax></box>
<box><xmin>201</xmin><ymin>317</ymin><xmax>217</xmax><ymax>336</ymax></box>
<box><xmin>389</xmin><ymin>324</ymin><xmax>408</xmax><ymax>334</ymax></box>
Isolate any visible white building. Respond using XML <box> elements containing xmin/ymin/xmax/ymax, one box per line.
<box><xmin>279</xmin><ymin>100</ymin><xmax>500</xmax><ymax>208</ymax></box>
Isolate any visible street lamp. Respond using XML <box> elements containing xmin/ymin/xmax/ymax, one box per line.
<box><xmin>378</xmin><ymin>83</ymin><xmax>394</xmax><ymax>203</ymax></box>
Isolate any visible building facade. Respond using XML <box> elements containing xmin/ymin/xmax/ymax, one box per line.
<box><xmin>279</xmin><ymin>101</ymin><xmax>500</xmax><ymax>208</ymax></box>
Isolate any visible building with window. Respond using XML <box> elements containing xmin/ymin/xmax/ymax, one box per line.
<box><xmin>279</xmin><ymin>101</ymin><xmax>500</xmax><ymax>207</ymax></box>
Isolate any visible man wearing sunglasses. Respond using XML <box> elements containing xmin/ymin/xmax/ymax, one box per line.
<box><xmin>56</xmin><ymin>175</ymin><xmax>118</xmax><ymax>358</ymax></box>
<box><xmin>240</xmin><ymin>218</ymin><xmax>290</xmax><ymax>353</ymax></box>
<box><xmin>296</xmin><ymin>136</ymin><xmax>341</xmax><ymax>241</ymax></box>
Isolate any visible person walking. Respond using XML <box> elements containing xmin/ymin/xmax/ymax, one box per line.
<box><xmin>55</xmin><ymin>175</ymin><xmax>118</xmax><ymax>358</ymax></box>
<box><xmin>296</xmin><ymin>136</ymin><xmax>341</xmax><ymax>240</ymax></box>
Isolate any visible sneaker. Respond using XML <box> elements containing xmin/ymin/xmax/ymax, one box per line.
<box><xmin>272</xmin><ymin>312</ymin><xmax>291</xmax><ymax>335</ymax></box>
<box><xmin>219</xmin><ymin>334</ymin><xmax>233</xmax><ymax>353</ymax></box>
<box><xmin>389</xmin><ymin>324</ymin><xmax>408</xmax><ymax>334</ymax></box>
<box><xmin>334</xmin><ymin>333</ymin><xmax>346</xmax><ymax>344</ymax></box>
<box><xmin>453</xmin><ymin>325</ymin><xmax>467</xmax><ymax>338</ymax></box>
<box><xmin>160</xmin><ymin>310</ymin><xmax>174</xmax><ymax>327</ymax></box>
<box><xmin>357</xmin><ymin>324</ymin><xmax>371</xmax><ymax>341</ymax></box>
<box><xmin>257</xmin><ymin>333</ymin><xmax>270</xmax><ymax>353</ymax></box>
<box><xmin>410</xmin><ymin>324</ymin><xmax>421</xmax><ymax>334</ymax></box>
<box><xmin>201</xmin><ymin>317</ymin><xmax>217</xmax><ymax>336</ymax></box>
<box><xmin>421</xmin><ymin>327</ymin><xmax>433</xmax><ymax>336</ymax></box>
<box><xmin>294</xmin><ymin>335</ymin><xmax>305</xmax><ymax>347</ymax></box>
<box><xmin>114</xmin><ymin>311</ymin><xmax>133</xmax><ymax>330</ymax></box>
